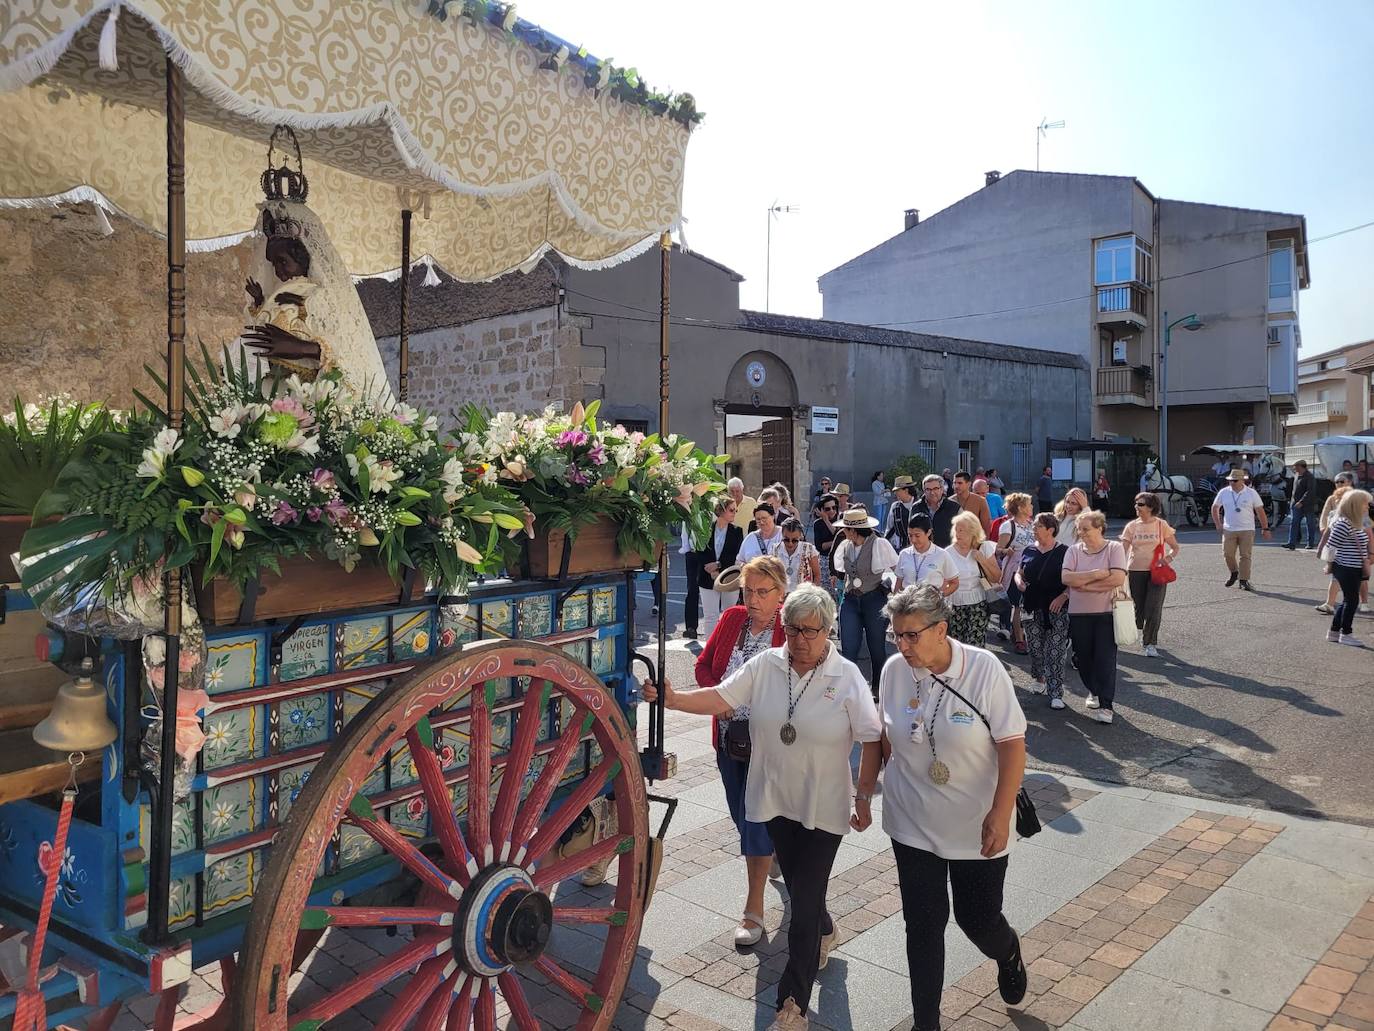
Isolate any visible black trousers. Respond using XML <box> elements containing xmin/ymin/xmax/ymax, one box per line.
<box><xmin>1127</xmin><ymin>570</ymin><xmax>1167</xmax><ymax>647</ymax></box>
<box><xmin>1069</xmin><ymin>611</ymin><xmax>1118</xmax><ymax>709</ymax></box>
<box><xmin>768</xmin><ymin>816</ymin><xmax>840</xmax><ymax>1014</ymax></box>
<box><xmin>893</xmin><ymin>841</ymin><xmax>1018</xmax><ymax>1031</ymax></box>
<box><xmin>1331</xmin><ymin>563</ymin><xmax>1363</xmax><ymax>635</ymax></box>
<box><xmin>683</xmin><ymin>551</ymin><xmax>702</xmax><ymax>632</ymax></box>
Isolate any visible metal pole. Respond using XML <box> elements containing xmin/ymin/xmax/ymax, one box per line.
<box><xmin>1161</xmin><ymin>312</ymin><xmax>1170</xmax><ymax>480</ymax></box>
<box><xmin>652</xmin><ymin>231</ymin><xmax>671</xmax><ymax>778</ymax></box>
<box><xmin>398</xmin><ymin>208</ymin><xmax>413</xmax><ymax>401</ymax></box>
<box><xmin>146</xmin><ymin>53</ymin><xmax>186</xmax><ymax>946</ymax></box>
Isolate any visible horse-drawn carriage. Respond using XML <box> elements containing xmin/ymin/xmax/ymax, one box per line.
<box><xmin>1143</xmin><ymin>445</ymin><xmax>1288</xmax><ymax>527</ymax></box>
<box><xmin>0</xmin><ymin>3</ymin><xmax>705</xmax><ymax>1026</ymax></box>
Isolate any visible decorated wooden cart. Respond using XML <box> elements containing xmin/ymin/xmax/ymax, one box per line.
<box><xmin>0</xmin><ymin>2</ymin><xmax>704</xmax><ymax>1027</ymax></box>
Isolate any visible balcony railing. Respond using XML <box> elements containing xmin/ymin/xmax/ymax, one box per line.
<box><xmin>1096</xmin><ymin>365</ymin><xmax>1149</xmax><ymax>400</ymax></box>
<box><xmin>1096</xmin><ymin>284</ymin><xmax>1149</xmax><ymax>320</ymax></box>
<box><xmin>1286</xmin><ymin>400</ymin><xmax>1347</xmax><ymax>427</ymax></box>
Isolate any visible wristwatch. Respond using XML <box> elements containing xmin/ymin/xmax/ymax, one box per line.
<box><xmin>854</xmin><ymin>791</ymin><xmax>873</xmax><ymax>803</ymax></box>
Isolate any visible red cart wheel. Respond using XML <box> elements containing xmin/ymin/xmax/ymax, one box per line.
<box><xmin>231</xmin><ymin>640</ymin><xmax>649</xmax><ymax>1029</ymax></box>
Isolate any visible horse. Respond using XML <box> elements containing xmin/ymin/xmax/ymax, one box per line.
<box><xmin>1141</xmin><ymin>462</ymin><xmax>1202</xmax><ymax>526</ymax></box>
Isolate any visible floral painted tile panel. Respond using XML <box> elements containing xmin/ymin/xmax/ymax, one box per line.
<box><xmin>202</xmin><ymin>706</ymin><xmax>262</xmax><ymax>769</ymax></box>
<box><xmin>561</xmin><ymin>592</ymin><xmax>589</xmax><ymax>631</ymax></box>
<box><xmin>592</xmin><ymin>587</ymin><xmax>617</xmax><ymax>626</ymax></box>
<box><xmin>202</xmin><ymin>779</ymin><xmax>259</xmax><ymax>846</ymax></box>
<box><xmin>277</xmin><ymin>692</ymin><xmax>329</xmax><ymax>751</ymax></box>
<box><xmin>203</xmin><ymin>635</ymin><xmax>260</xmax><ymax>695</ymax></box>
<box><xmin>518</xmin><ymin>594</ymin><xmax>553</xmax><ymax>639</ymax></box>
<box><xmin>338</xmin><ymin>616</ymin><xmax>389</xmax><ymax>670</ymax></box>
<box><xmin>204</xmin><ymin>849</ymin><xmax>258</xmax><ymax>917</ymax></box>
<box><xmin>393</xmin><ymin>609</ymin><xmax>433</xmax><ymax>661</ymax></box>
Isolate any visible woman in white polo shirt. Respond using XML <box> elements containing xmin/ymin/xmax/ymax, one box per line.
<box><xmin>642</xmin><ymin>583</ymin><xmax>883</xmax><ymax>1031</ymax></box>
<box><xmin>895</xmin><ymin>511</ymin><xmax>959</xmax><ymax>596</ymax></box>
<box><xmin>878</xmin><ymin>584</ymin><xmax>1029</xmax><ymax>1031</ymax></box>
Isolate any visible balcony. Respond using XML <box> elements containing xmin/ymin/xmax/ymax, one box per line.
<box><xmin>1096</xmin><ymin>365</ymin><xmax>1151</xmax><ymax>406</ymax></box>
<box><xmin>1095</xmin><ymin>284</ymin><xmax>1149</xmax><ymax>330</ymax></box>
<box><xmin>1286</xmin><ymin>400</ymin><xmax>1347</xmax><ymax>427</ymax></box>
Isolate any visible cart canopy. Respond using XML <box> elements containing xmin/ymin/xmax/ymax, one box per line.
<box><xmin>1311</xmin><ymin>435</ymin><xmax>1374</xmax><ymax>446</ymax></box>
<box><xmin>0</xmin><ymin>0</ymin><xmax>694</xmax><ymax>279</ymax></box>
<box><xmin>1190</xmin><ymin>444</ymin><xmax>1283</xmax><ymax>456</ymax></box>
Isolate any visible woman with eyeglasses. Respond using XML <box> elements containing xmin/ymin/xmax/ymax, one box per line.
<box><xmin>877</xmin><ymin>584</ymin><xmax>1029</xmax><ymax>1031</ymax></box>
<box><xmin>693</xmin><ymin>556</ymin><xmax>789</xmax><ymax>946</ymax></box>
<box><xmin>642</xmin><ymin>583</ymin><xmax>883</xmax><ymax>1031</ymax></box>
<box><xmin>811</xmin><ymin>493</ymin><xmax>841</xmax><ymax>603</ymax></box>
<box><xmin>773</xmin><ymin>517</ymin><xmax>822</xmax><ymax>593</ymax></box>
<box><xmin>1015</xmin><ymin>513</ymin><xmax>1071</xmax><ymax>708</ymax></box>
<box><xmin>1121</xmin><ymin>492</ymin><xmax>1180</xmax><ymax>658</ymax></box>
<box><xmin>1062</xmin><ymin>510</ymin><xmax>1129</xmax><ymax>724</ymax></box>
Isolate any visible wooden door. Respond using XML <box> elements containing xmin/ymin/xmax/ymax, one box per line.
<box><xmin>761</xmin><ymin>418</ymin><xmax>793</xmax><ymax>497</ymax></box>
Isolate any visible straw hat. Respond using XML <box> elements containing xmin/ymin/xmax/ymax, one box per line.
<box><xmin>833</xmin><ymin>482</ymin><xmax>852</xmax><ymax>495</ymax></box>
<box><xmin>832</xmin><ymin>507</ymin><xmax>879</xmax><ymax>530</ymax></box>
<box><xmin>892</xmin><ymin>474</ymin><xmax>915</xmax><ymax>490</ymax></box>
<box><xmin>1226</xmin><ymin>469</ymin><xmax>1248</xmax><ymax>481</ymax></box>
<box><xmin>711</xmin><ymin>564</ymin><xmax>743</xmax><ymax>592</ymax></box>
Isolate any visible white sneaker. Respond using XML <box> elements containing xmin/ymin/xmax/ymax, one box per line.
<box><xmin>1027</xmin><ymin>680</ymin><xmax>1048</xmax><ymax>695</ymax></box>
<box><xmin>818</xmin><ymin>924</ymin><xmax>837</xmax><ymax>970</ymax></box>
<box><xmin>1050</xmin><ymin>697</ymin><xmax>1066</xmax><ymax>710</ymax></box>
<box><xmin>1339</xmin><ymin>634</ymin><xmax>1365</xmax><ymax>648</ymax></box>
<box><xmin>1315</xmin><ymin>603</ymin><xmax>1334</xmax><ymax>614</ymax></box>
<box><xmin>1327</xmin><ymin>630</ymin><xmax>1340</xmax><ymax>643</ymax></box>
<box><xmin>1085</xmin><ymin>694</ymin><xmax>1100</xmax><ymax>710</ymax></box>
<box><xmin>769</xmin><ymin>999</ymin><xmax>809</xmax><ymax>1030</ymax></box>
<box><xmin>1093</xmin><ymin>709</ymin><xmax>1115</xmax><ymax>724</ymax></box>
<box><xmin>1144</xmin><ymin>645</ymin><xmax>1159</xmax><ymax>658</ymax></box>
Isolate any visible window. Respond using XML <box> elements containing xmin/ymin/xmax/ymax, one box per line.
<box><xmin>957</xmin><ymin>440</ymin><xmax>978</xmax><ymax>474</ymax></box>
<box><xmin>1268</xmin><ymin>244</ymin><xmax>1295</xmax><ymax>313</ymax></box>
<box><xmin>615</xmin><ymin>419</ymin><xmax>649</xmax><ymax>435</ymax></box>
<box><xmin>918</xmin><ymin>439</ymin><xmax>937</xmax><ymax>468</ymax></box>
<box><xmin>1095</xmin><ymin>235</ymin><xmax>1152</xmax><ymax>286</ymax></box>
<box><xmin>1012</xmin><ymin>443</ymin><xmax>1031</xmax><ymax>487</ymax></box>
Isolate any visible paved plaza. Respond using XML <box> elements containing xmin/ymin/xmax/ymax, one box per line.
<box><xmin>103</xmin><ymin>525</ymin><xmax>1374</xmax><ymax>1030</ymax></box>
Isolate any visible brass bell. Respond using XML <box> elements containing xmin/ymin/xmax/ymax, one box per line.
<box><xmin>33</xmin><ymin>657</ymin><xmax>118</xmax><ymax>753</ymax></box>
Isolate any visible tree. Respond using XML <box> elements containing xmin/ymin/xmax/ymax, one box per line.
<box><xmin>885</xmin><ymin>454</ymin><xmax>933</xmax><ymax>487</ymax></box>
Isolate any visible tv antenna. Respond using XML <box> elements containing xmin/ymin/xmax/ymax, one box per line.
<box><xmin>765</xmin><ymin>202</ymin><xmax>799</xmax><ymax>312</ymax></box>
<box><xmin>1036</xmin><ymin>118</ymin><xmax>1065</xmax><ymax>171</ymax></box>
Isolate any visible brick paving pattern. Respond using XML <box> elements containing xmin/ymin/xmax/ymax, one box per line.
<box><xmin>1269</xmin><ymin>896</ymin><xmax>1374</xmax><ymax>1031</ymax></box>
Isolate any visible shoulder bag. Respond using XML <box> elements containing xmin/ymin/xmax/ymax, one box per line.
<box><xmin>721</xmin><ymin>616</ymin><xmax>776</xmax><ymax>762</ymax></box>
<box><xmin>1112</xmin><ymin>587</ymin><xmax>1139</xmax><ymax>646</ymax></box>
<box><xmin>930</xmin><ymin>675</ymin><xmax>1040</xmax><ymax>838</ymax></box>
<box><xmin>1149</xmin><ymin>542</ymin><xmax>1177</xmax><ymax>586</ymax></box>
<box><xmin>975</xmin><ymin>546</ymin><xmax>1012</xmax><ymax>618</ymax></box>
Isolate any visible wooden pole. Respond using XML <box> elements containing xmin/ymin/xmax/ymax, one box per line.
<box><xmin>651</xmin><ymin>232</ymin><xmax>670</xmax><ymax>774</ymax></box>
<box><xmin>146</xmin><ymin>54</ymin><xmax>186</xmax><ymax>945</ymax></box>
<box><xmin>398</xmin><ymin>209</ymin><xmax>413</xmax><ymax>401</ymax></box>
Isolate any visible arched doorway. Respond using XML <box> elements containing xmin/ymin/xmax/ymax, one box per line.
<box><xmin>715</xmin><ymin>352</ymin><xmax>809</xmax><ymax>503</ymax></box>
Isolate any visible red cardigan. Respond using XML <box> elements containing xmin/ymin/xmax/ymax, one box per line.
<box><xmin>695</xmin><ymin>605</ymin><xmax>787</xmax><ymax>748</ymax></box>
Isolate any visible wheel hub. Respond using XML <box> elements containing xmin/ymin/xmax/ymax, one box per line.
<box><xmin>454</xmin><ymin>864</ymin><xmax>552</xmax><ymax>976</ymax></box>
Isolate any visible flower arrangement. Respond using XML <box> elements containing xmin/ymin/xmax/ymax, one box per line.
<box><xmin>456</xmin><ymin>399</ymin><xmax>726</xmax><ymax>561</ymax></box>
<box><xmin>1</xmin><ymin>394</ymin><xmax>114</xmax><ymax>518</ymax></box>
<box><xmin>21</xmin><ymin>350</ymin><xmax>525</xmax><ymax>610</ymax></box>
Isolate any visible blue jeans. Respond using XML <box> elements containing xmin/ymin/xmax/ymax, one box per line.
<box><xmin>840</xmin><ymin>588</ymin><xmax>889</xmax><ymax>692</ymax></box>
<box><xmin>1287</xmin><ymin>508</ymin><xmax>1318</xmax><ymax>548</ymax></box>
<box><xmin>716</xmin><ymin>747</ymin><xmax>773</xmax><ymax>856</ymax></box>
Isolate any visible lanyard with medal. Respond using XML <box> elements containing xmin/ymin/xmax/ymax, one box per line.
<box><xmin>909</xmin><ymin>665</ymin><xmax>952</xmax><ymax>785</ymax></box>
<box><xmin>781</xmin><ymin>663</ymin><xmax>820</xmax><ymax>745</ymax></box>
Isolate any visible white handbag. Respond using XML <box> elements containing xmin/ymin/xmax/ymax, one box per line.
<box><xmin>1112</xmin><ymin>595</ymin><xmax>1140</xmax><ymax>647</ymax></box>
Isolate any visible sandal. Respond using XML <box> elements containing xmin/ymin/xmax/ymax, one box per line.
<box><xmin>734</xmin><ymin>911</ymin><xmax>765</xmax><ymax>947</ymax></box>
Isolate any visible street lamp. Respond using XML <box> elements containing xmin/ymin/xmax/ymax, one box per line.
<box><xmin>765</xmin><ymin>202</ymin><xmax>799</xmax><ymax>312</ymax></box>
<box><xmin>1160</xmin><ymin>311</ymin><xmax>1205</xmax><ymax>478</ymax></box>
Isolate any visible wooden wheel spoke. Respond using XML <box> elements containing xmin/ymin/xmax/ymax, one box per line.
<box><xmin>300</xmin><ymin>905</ymin><xmax>454</xmax><ymax>929</ymax></box>
<box><xmin>416</xmin><ymin>970</ymin><xmax>466</xmax><ymax>1030</ymax></box>
<box><xmin>510</xmin><ymin>705</ymin><xmax>590</xmax><ymax>853</ymax></box>
<box><xmin>534</xmin><ymin>833</ymin><xmax>629</xmax><ymax>890</ymax></box>
<box><xmin>446</xmin><ymin>976</ymin><xmax>476</xmax><ymax>1031</ymax></box>
<box><xmin>498</xmin><ymin>970</ymin><xmax>540</xmax><ymax>1031</ymax></box>
<box><xmin>292</xmin><ymin>932</ymin><xmax>449</xmax><ymax>1023</ymax></box>
<box><xmin>474</xmin><ymin>977</ymin><xmax>497</xmax><ymax>1030</ymax></box>
<box><xmin>524</xmin><ymin>756</ymin><xmax>621</xmax><ymax>864</ymax></box>
<box><xmin>534</xmin><ymin>954</ymin><xmax>603</xmax><ymax>1015</ymax></box>
<box><xmin>490</xmin><ymin>679</ymin><xmax>549</xmax><ymax>855</ymax></box>
<box><xmin>345</xmin><ymin>801</ymin><xmax>459</xmax><ymax>900</ymax></box>
<box><xmin>553</xmin><ymin>905</ymin><xmax>629</xmax><ymax>927</ymax></box>
<box><xmin>374</xmin><ymin>954</ymin><xmax>451</xmax><ymax>1031</ymax></box>
<box><xmin>468</xmin><ymin>685</ymin><xmax>493</xmax><ymax>866</ymax></box>
<box><xmin>406</xmin><ymin>723</ymin><xmax>477</xmax><ymax>883</ymax></box>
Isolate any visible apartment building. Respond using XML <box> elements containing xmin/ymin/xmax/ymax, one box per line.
<box><xmin>818</xmin><ymin>170</ymin><xmax>1310</xmax><ymax>477</ymax></box>
<box><xmin>1284</xmin><ymin>340</ymin><xmax>1374</xmax><ymax>470</ymax></box>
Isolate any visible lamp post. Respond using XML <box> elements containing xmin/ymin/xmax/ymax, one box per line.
<box><xmin>1160</xmin><ymin>311</ymin><xmax>1205</xmax><ymax>478</ymax></box>
<box><xmin>765</xmin><ymin>202</ymin><xmax>799</xmax><ymax>312</ymax></box>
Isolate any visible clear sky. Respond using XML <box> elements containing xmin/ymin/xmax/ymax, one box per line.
<box><xmin>516</xmin><ymin>0</ymin><xmax>1374</xmax><ymax>356</ymax></box>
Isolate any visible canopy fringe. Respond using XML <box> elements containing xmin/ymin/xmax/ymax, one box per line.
<box><xmin>98</xmin><ymin>4</ymin><xmax>122</xmax><ymax>72</ymax></box>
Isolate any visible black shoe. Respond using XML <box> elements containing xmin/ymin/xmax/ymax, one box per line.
<box><xmin>998</xmin><ymin>937</ymin><xmax>1028</xmax><ymax>1006</ymax></box>
<box><xmin>682</xmin><ymin>629</ymin><xmax>698</xmax><ymax>640</ymax></box>
<box><xmin>1240</xmin><ymin>580</ymin><xmax>1255</xmax><ymax>592</ymax></box>
<box><xmin>1281</xmin><ymin>544</ymin><xmax>1296</xmax><ymax>551</ymax></box>
<box><xmin>1224</xmin><ymin>572</ymin><xmax>1238</xmax><ymax>587</ymax></box>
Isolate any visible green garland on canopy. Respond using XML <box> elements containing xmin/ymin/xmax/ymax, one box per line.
<box><xmin>424</xmin><ymin>0</ymin><xmax>703</xmax><ymax>127</ymax></box>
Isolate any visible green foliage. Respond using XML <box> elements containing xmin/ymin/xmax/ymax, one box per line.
<box><xmin>0</xmin><ymin>397</ymin><xmax>111</xmax><ymax>517</ymax></box>
<box><xmin>885</xmin><ymin>453</ymin><xmax>934</xmax><ymax>487</ymax></box>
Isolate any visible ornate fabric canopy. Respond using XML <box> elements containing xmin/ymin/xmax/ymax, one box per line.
<box><xmin>0</xmin><ymin>0</ymin><xmax>693</xmax><ymax>279</ymax></box>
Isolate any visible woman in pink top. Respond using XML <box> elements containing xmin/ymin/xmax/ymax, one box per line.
<box><xmin>1060</xmin><ymin>511</ymin><xmax>1128</xmax><ymax>725</ymax></box>
<box><xmin>1120</xmin><ymin>493</ymin><xmax>1181</xmax><ymax>659</ymax></box>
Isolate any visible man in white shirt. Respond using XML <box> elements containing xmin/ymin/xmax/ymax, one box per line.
<box><xmin>1210</xmin><ymin>469</ymin><xmax>1271</xmax><ymax>591</ymax></box>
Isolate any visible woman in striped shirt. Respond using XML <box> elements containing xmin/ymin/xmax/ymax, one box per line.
<box><xmin>1321</xmin><ymin>489</ymin><xmax>1373</xmax><ymax>646</ymax></box>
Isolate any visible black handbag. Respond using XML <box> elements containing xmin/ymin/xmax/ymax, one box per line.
<box><xmin>723</xmin><ymin>717</ymin><xmax>752</xmax><ymax>762</ymax></box>
<box><xmin>930</xmin><ymin>676</ymin><xmax>1041</xmax><ymax>838</ymax></box>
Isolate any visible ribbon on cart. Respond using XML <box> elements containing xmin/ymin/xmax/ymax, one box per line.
<box><xmin>11</xmin><ymin>756</ymin><xmax>80</xmax><ymax>1031</ymax></box>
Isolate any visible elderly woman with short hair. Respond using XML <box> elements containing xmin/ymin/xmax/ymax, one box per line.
<box><xmin>946</xmin><ymin>511</ymin><xmax>1002</xmax><ymax>646</ymax></box>
<box><xmin>643</xmin><ymin>583</ymin><xmax>883</xmax><ymax>1031</ymax></box>
<box><xmin>878</xmin><ymin>584</ymin><xmax>1029</xmax><ymax>1031</ymax></box>
<box><xmin>694</xmin><ymin>556</ymin><xmax>789</xmax><ymax>945</ymax></box>
<box><xmin>1062</xmin><ymin>510</ymin><xmax>1129</xmax><ymax>724</ymax></box>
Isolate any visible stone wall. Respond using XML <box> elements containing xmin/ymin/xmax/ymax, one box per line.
<box><xmin>378</xmin><ymin>305</ymin><xmax>598</xmax><ymax>423</ymax></box>
<box><xmin>0</xmin><ymin>206</ymin><xmax>254</xmax><ymax>407</ymax></box>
